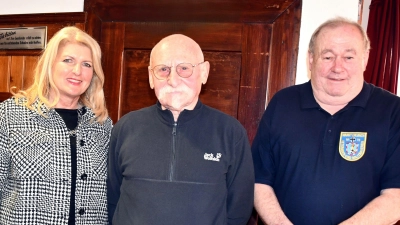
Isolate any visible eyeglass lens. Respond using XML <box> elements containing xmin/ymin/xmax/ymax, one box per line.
<box><xmin>153</xmin><ymin>63</ymin><xmax>194</xmax><ymax>79</ymax></box>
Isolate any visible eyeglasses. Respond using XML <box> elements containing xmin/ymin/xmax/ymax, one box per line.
<box><xmin>150</xmin><ymin>62</ymin><xmax>205</xmax><ymax>80</ymax></box>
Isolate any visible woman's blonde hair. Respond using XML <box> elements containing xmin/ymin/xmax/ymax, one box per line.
<box><xmin>13</xmin><ymin>26</ymin><xmax>108</xmax><ymax>123</ymax></box>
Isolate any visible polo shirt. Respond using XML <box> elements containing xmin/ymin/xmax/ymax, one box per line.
<box><xmin>252</xmin><ymin>81</ymin><xmax>400</xmax><ymax>224</ymax></box>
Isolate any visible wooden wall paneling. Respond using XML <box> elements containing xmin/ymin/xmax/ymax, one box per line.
<box><xmin>0</xmin><ymin>55</ymin><xmax>39</xmax><ymax>96</ymax></box>
<box><xmin>23</xmin><ymin>56</ymin><xmax>39</xmax><ymax>89</ymax></box>
<box><xmin>0</xmin><ymin>56</ymin><xmax>10</xmax><ymax>92</ymax></box>
<box><xmin>124</xmin><ymin>22</ymin><xmax>242</xmax><ymax>52</ymax></box>
<box><xmin>85</xmin><ymin>11</ymin><xmax>102</xmax><ymax>43</ymax></box>
<box><xmin>238</xmin><ymin>23</ymin><xmax>272</xmax><ymax>143</ymax></box>
<box><xmin>100</xmin><ymin>22</ymin><xmax>125</xmax><ymax>122</ymax></box>
<box><xmin>10</xmin><ymin>56</ymin><xmax>24</xmax><ymax>90</ymax></box>
<box><xmin>9</xmin><ymin>55</ymin><xmax>39</xmax><ymax>91</ymax></box>
<box><xmin>267</xmin><ymin>0</ymin><xmax>302</xmax><ymax>103</ymax></box>
<box><xmin>0</xmin><ymin>13</ymin><xmax>86</xmax><ymax>25</ymax></box>
<box><xmin>0</xmin><ymin>50</ymin><xmax>41</xmax><ymax>57</ymax></box>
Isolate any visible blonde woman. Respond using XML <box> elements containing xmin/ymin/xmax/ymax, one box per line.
<box><xmin>0</xmin><ymin>26</ymin><xmax>112</xmax><ymax>224</ymax></box>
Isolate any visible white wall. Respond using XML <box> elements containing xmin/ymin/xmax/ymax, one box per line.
<box><xmin>295</xmin><ymin>0</ymin><xmax>360</xmax><ymax>85</ymax></box>
<box><xmin>0</xmin><ymin>0</ymin><xmax>82</xmax><ymax>14</ymax></box>
<box><xmin>361</xmin><ymin>0</ymin><xmax>372</xmax><ymax>30</ymax></box>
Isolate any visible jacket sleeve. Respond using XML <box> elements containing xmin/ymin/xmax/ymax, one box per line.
<box><xmin>0</xmin><ymin>102</ymin><xmax>10</xmax><ymax>197</ymax></box>
<box><xmin>226</xmin><ymin>129</ymin><xmax>254</xmax><ymax>225</ymax></box>
<box><xmin>107</xmin><ymin>125</ymin><xmax>123</xmax><ymax>225</ymax></box>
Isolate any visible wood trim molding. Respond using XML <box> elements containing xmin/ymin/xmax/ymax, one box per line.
<box><xmin>0</xmin><ymin>92</ymin><xmax>12</xmax><ymax>102</ymax></box>
<box><xmin>0</xmin><ymin>12</ymin><xmax>86</xmax><ymax>25</ymax></box>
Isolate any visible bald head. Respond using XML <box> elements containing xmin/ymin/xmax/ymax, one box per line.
<box><xmin>147</xmin><ymin>34</ymin><xmax>210</xmax><ymax>120</ymax></box>
<box><xmin>150</xmin><ymin>34</ymin><xmax>204</xmax><ymax>67</ymax></box>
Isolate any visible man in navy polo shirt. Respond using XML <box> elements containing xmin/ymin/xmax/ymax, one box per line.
<box><xmin>252</xmin><ymin>17</ymin><xmax>400</xmax><ymax>224</ymax></box>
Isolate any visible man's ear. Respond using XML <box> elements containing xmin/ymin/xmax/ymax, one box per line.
<box><xmin>200</xmin><ymin>61</ymin><xmax>210</xmax><ymax>85</ymax></box>
<box><xmin>362</xmin><ymin>50</ymin><xmax>370</xmax><ymax>71</ymax></box>
<box><xmin>149</xmin><ymin>67</ymin><xmax>154</xmax><ymax>89</ymax></box>
<box><xmin>308</xmin><ymin>51</ymin><xmax>314</xmax><ymax>70</ymax></box>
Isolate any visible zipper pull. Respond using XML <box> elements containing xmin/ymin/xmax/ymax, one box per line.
<box><xmin>172</xmin><ymin>122</ymin><xmax>177</xmax><ymax>135</ymax></box>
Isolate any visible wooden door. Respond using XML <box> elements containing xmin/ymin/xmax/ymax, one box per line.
<box><xmin>84</xmin><ymin>0</ymin><xmax>302</xmax><ymax>143</ymax></box>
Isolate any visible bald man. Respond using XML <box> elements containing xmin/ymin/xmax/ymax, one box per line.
<box><xmin>107</xmin><ymin>34</ymin><xmax>254</xmax><ymax>225</ymax></box>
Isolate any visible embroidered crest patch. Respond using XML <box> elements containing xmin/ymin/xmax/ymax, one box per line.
<box><xmin>339</xmin><ymin>132</ymin><xmax>367</xmax><ymax>161</ymax></box>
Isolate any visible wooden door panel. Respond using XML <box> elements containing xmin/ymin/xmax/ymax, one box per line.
<box><xmin>201</xmin><ymin>51</ymin><xmax>241</xmax><ymax>117</ymax></box>
<box><xmin>100</xmin><ymin>22</ymin><xmax>125</xmax><ymax>120</ymax></box>
<box><xmin>100</xmin><ymin>21</ymin><xmax>274</xmax><ymax>139</ymax></box>
<box><xmin>90</xmin><ymin>0</ymin><xmax>301</xmax><ymax>144</ymax></box>
<box><xmin>120</xmin><ymin>50</ymin><xmax>157</xmax><ymax>116</ymax></box>
<box><xmin>238</xmin><ymin>23</ymin><xmax>272</xmax><ymax>141</ymax></box>
<box><xmin>84</xmin><ymin>0</ymin><xmax>296</xmax><ymax>23</ymax></box>
<box><xmin>120</xmin><ymin>50</ymin><xmax>242</xmax><ymax>118</ymax></box>
<box><xmin>124</xmin><ymin>22</ymin><xmax>242</xmax><ymax>51</ymax></box>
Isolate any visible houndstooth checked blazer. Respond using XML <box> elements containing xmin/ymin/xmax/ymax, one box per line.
<box><xmin>0</xmin><ymin>98</ymin><xmax>112</xmax><ymax>224</ymax></box>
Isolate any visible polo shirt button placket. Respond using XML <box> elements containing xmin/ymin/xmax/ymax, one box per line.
<box><xmin>328</xmin><ymin>116</ymin><xmax>335</xmax><ymax>134</ymax></box>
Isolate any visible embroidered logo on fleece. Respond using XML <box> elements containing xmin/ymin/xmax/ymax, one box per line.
<box><xmin>339</xmin><ymin>132</ymin><xmax>367</xmax><ymax>162</ymax></box>
<box><xmin>204</xmin><ymin>153</ymin><xmax>222</xmax><ymax>162</ymax></box>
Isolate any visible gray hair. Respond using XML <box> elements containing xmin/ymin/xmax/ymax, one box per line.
<box><xmin>308</xmin><ymin>17</ymin><xmax>371</xmax><ymax>54</ymax></box>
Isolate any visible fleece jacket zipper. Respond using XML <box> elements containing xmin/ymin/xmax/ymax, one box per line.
<box><xmin>169</xmin><ymin>122</ymin><xmax>177</xmax><ymax>181</ymax></box>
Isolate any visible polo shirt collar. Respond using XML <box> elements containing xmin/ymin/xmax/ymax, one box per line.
<box><xmin>300</xmin><ymin>80</ymin><xmax>371</xmax><ymax>109</ymax></box>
